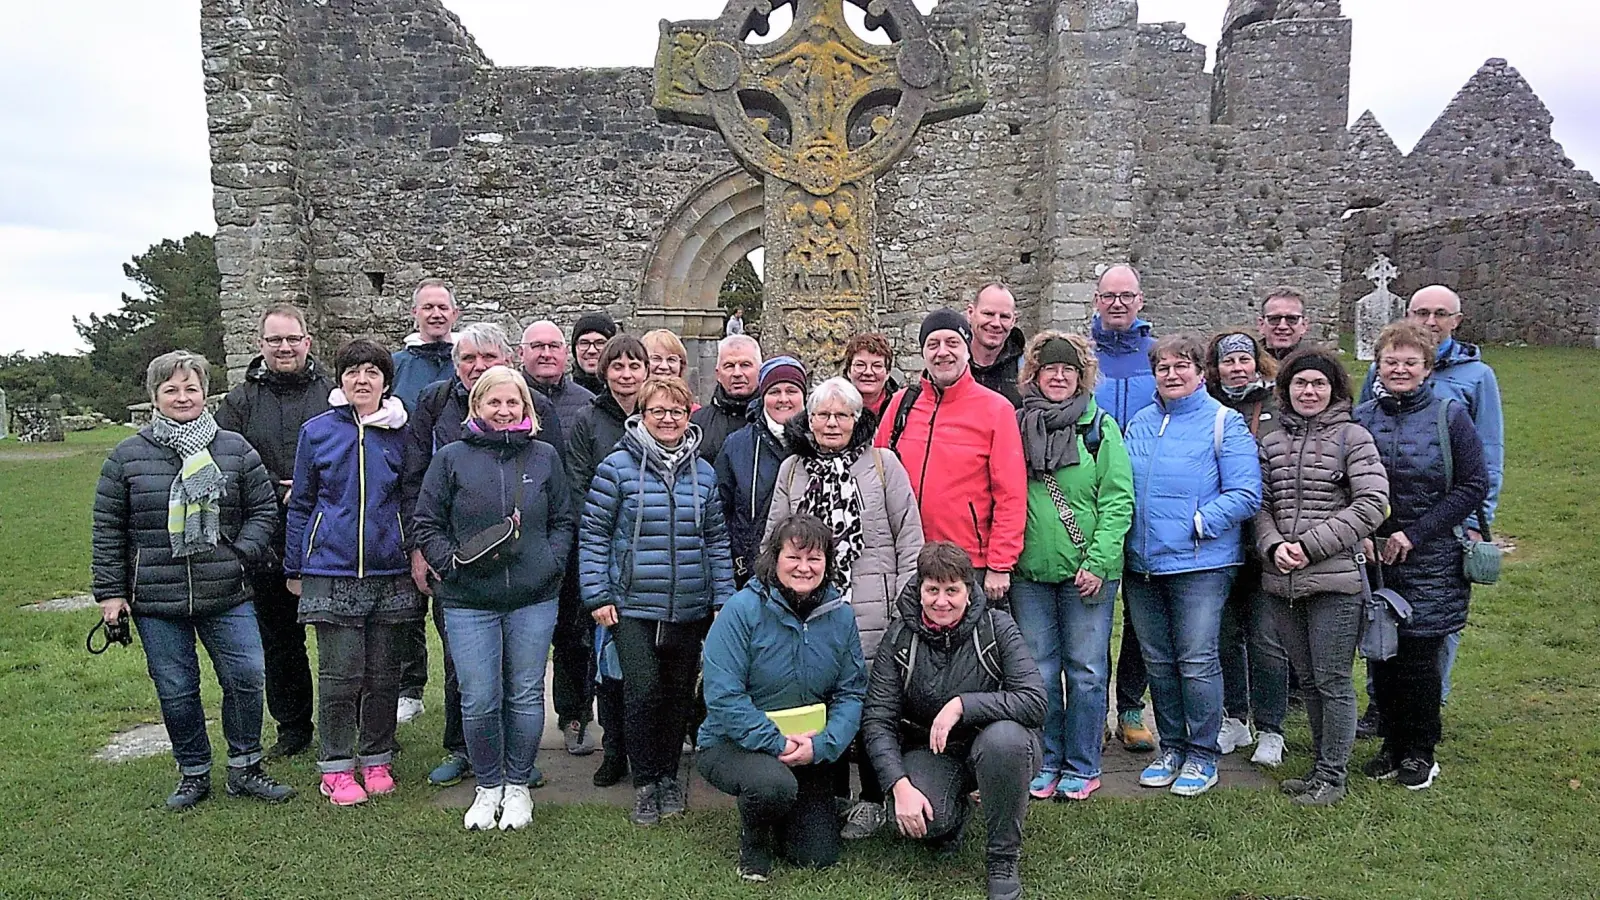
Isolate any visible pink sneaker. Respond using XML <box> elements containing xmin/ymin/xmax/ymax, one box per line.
<box><xmin>1055</xmin><ymin>775</ymin><xmax>1102</xmax><ymax>801</ymax></box>
<box><xmin>361</xmin><ymin>764</ymin><xmax>396</xmax><ymax>796</ymax></box>
<box><xmin>320</xmin><ymin>772</ymin><xmax>367</xmax><ymax>806</ymax></box>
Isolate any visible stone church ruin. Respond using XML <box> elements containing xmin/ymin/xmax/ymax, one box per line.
<box><xmin>202</xmin><ymin>0</ymin><xmax>1600</xmax><ymax>385</ymax></box>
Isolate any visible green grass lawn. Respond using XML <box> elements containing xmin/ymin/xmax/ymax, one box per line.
<box><xmin>2</xmin><ymin>347</ymin><xmax>1597</xmax><ymax>899</ymax></box>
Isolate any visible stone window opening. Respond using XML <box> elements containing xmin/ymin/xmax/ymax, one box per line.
<box><xmin>366</xmin><ymin>271</ymin><xmax>386</xmax><ymax>294</ymax></box>
<box><xmin>1008</xmin><ymin>122</ymin><xmax>1022</xmax><ymax>136</ymax></box>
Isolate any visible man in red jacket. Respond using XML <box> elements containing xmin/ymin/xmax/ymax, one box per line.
<box><xmin>875</xmin><ymin>309</ymin><xmax>1027</xmax><ymax>607</ymax></box>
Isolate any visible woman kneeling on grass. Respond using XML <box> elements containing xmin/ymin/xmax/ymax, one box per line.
<box><xmin>285</xmin><ymin>339</ymin><xmax>420</xmax><ymax>807</ymax></box>
<box><xmin>413</xmin><ymin>366</ymin><xmax>574</xmax><ymax>830</ymax></box>
<box><xmin>1254</xmin><ymin>347</ymin><xmax>1388</xmax><ymax>806</ymax></box>
<box><xmin>93</xmin><ymin>350</ymin><xmax>293</xmax><ymax>810</ymax></box>
<box><xmin>698</xmin><ymin>514</ymin><xmax>868</xmax><ymax>881</ymax></box>
<box><xmin>862</xmin><ymin>542</ymin><xmax>1046</xmax><ymax>900</ymax></box>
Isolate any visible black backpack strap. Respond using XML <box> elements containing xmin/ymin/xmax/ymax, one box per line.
<box><xmin>888</xmin><ymin>380</ymin><xmax>923</xmax><ymax>455</ymax></box>
<box><xmin>974</xmin><ymin>610</ymin><xmax>1002</xmax><ymax>685</ymax></box>
<box><xmin>1077</xmin><ymin>409</ymin><xmax>1107</xmax><ymax>460</ymax></box>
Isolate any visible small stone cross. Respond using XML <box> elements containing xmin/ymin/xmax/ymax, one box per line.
<box><xmin>1363</xmin><ymin>254</ymin><xmax>1398</xmax><ymax>295</ymax></box>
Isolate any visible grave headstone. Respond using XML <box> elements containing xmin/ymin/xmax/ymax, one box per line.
<box><xmin>14</xmin><ymin>394</ymin><xmax>65</xmax><ymax>443</ymax></box>
<box><xmin>1357</xmin><ymin>254</ymin><xmax>1403</xmax><ymax>361</ymax></box>
<box><xmin>0</xmin><ymin>387</ymin><xmax>8</xmax><ymax>440</ymax></box>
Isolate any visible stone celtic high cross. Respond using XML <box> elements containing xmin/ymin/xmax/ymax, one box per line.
<box><xmin>654</xmin><ymin>0</ymin><xmax>985</xmax><ymax>371</ymax></box>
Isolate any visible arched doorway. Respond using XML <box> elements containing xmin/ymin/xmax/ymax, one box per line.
<box><xmin>637</xmin><ymin>167</ymin><xmax>764</xmax><ymax>396</ymax></box>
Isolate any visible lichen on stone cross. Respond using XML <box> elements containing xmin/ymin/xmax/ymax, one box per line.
<box><xmin>654</xmin><ymin>0</ymin><xmax>985</xmax><ymax>372</ymax></box>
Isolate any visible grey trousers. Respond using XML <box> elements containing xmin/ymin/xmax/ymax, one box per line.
<box><xmin>313</xmin><ymin>622</ymin><xmax>404</xmax><ymax>773</ymax></box>
<box><xmin>1264</xmin><ymin>591</ymin><xmax>1362</xmax><ymax>785</ymax></box>
<box><xmin>899</xmin><ymin>721</ymin><xmax>1039</xmax><ymax>862</ymax></box>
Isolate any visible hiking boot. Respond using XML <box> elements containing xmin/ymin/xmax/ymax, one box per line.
<box><xmin>1139</xmin><ymin>749</ymin><xmax>1185</xmax><ymax>788</ymax></box>
<box><xmin>464</xmin><ymin>785</ymin><xmax>502</xmax><ymax>831</ymax></box>
<box><xmin>1280</xmin><ymin>773</ymin><xmax>1325</xmax><ymax>796</ymax></box>
<box><xmin>1170</xmin><ymin>758</ymin><xmax>1219</xmax><ymax>797</ymax></box>
<box><xmin>593</xmin><ymin>753</ymin><xmax>628</xmax><ymax>787</ymax></box>
<box><xmin>1028</xmin><ymin>769</ymin><xmax>1059</xmax><ymax>800</ymax></box>
<box><xmin>658</xmin><ymin>776</ymin><xmax>686</xmax><ymax>819</ymax></box>
<box><xmin>1362</xmin><ymin>745</ymin><xmax>1400</xmax><ymax>780</ymax></box>
<box><xmin>1117</xmin><ymin>709</ymin><xmax>1156</xmax><ymax>752</ymax></box>
<box><xmin>631</xmin><ymin>782</ymin><xmax>662</xmax><ymax>826</ymax></box>
<box><xmin>1292</xmin><ymin>780</ymin><xmax>1347</xmax><ymax>807</ymax></box>
<box><xmin>396</xmin><ymin>697</ymin><xmax>424</xmax><ymax>724</ymax></box>
<box><xmin>320</xmin><ymin>772</ymin><xmax>367</xmax><ymax>807</ymax></box>
<box><xmin>563</xmin><ymin>720</ymin><xmax>597</xmax><ymax>756</ymax></box>
<box><xmin>226</xmin><ymin>764</ymin><xmax>296</xmax><ymax>803</ymax></box>
<box><xmin>360</xmin><ymin>764</ymin><xmax>395</xmax><ymax>796</ymax></box>
<box><xmin>166</xmin><ymin>773</ymin><xmax>211</xmax><ymax>811</ymax></box>
<box><xmin>1054</xmin><ymin>774</ymin><xmax>1101</xmax><ymax>801</ymax></box>
<box><xmin>738</xmin><ymin>825</ymin><xmax>774</xmax><ymax>882</ymax></box>
<box><xmin>1355</xmin><ymin>705</ymin><xmax>1381</xmax><ymax>739</ymax></box>
<box><xmin>1218</xmin><ymin>717</ymin><xmax>1254</xmax><ymax>755</ymax></box>
<box><xmin>1251</xmin><ymin>732</ymin><xmax>1285</xmax><ymax>768</ymax></box>
<box><xmin>1397</xmin><ymin>756</ymin><xmax>1440</xmax><ymax>791</ymax></box>
<box><xmin>264</xmin><ymin>729</ymin><xmax>313</xmax><ymax>761</ymax></box>
<box><xmin>428</xmin><ymin>753</ymin><xmax>471</xmax><ymax>787</ymax></box>
<box><xmin>840</xmin><ymin>800</ymin><xmax>887</xmax><ymax>839</ymax></box>
<box><xmin>985</xmin><ymin>856</ymin><xmax>1021</xmax><ymax>900</ymax></box>
<box><xmin>499</xmin><ymin>784</ymin><xmax>535</xmax><ymax>831</ymax></box>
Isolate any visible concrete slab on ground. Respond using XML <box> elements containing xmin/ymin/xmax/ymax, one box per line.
<box><xmin>23</xmin><ymin>594</ymin><xmax>97</xmax><ymax>612</ymax></box>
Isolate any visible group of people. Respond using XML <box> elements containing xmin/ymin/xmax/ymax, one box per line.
<box><xmin>90</xmin><ymin>269</ymin><xmax>1503</xmax><ymax>900</ymax></box>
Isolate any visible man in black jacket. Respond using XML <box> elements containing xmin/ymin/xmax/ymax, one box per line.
<box><xmin>966</xmin><ymin>282</ymin><xmax>1026</xmax><ymax>408</ymax></box>
<box><xmin>692</xmin><ymin>334</ymin><xmax>762</xmax><ymax>462</ymax></box>
<box><xmin>215</xmin><ymin>304</ymin><xmax>333</xmax><ymax>759</ymax></box>
<box><xmin>862</xmin><ymin>542</ymin><xmax>1045</xmax><ymax>900</ymax></box>
<box><xmin>399</xmin><ymin>323</ymin><xmax>563</xmax><ymax>786</ymax></box>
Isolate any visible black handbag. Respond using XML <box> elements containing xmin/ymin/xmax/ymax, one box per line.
<box><xmin>451</xmin><ymin>455</ymin><xmax>529</xmax><ymax>570</ymax></box>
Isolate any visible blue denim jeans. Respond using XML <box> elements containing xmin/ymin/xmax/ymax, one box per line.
<box><xmin>1010</xmin><ymin>578</ymin><xmax>1117</xmax><ymax>779</ymax></box>
<box><xmin>1123</xmin><ymin>567</ymin><xmax>1236</xmax><ymax>764</ymax></box>
<box><xmin>443</xmin><ymin>601</ymin><xmax>559</xmax><ymax>788</ymax></box>
<box><xmin>134</xmin><ymin>603</ymin><xmax>266</xmax><ymax>775</ymax></box>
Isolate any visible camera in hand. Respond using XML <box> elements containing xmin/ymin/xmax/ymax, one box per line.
<box><xmin>87</xmin><ymin>610</ymin><xmax>133</xmax><ymax>655</ymax></box>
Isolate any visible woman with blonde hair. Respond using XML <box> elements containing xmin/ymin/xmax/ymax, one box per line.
<box><xmin>413</xmin><ymin>366</ymin><xmax>574</xmax><ymax>831</ymax></box>
<box><xmin>1009</xmin><ymin>331</ymin><xmax>1134</xmax><ymax>802</ymax></box>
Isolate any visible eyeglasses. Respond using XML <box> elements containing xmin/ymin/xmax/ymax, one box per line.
<box><xmin>1378</xmin><ymin>356</ymin><xmax>1426</xmax><ymax>369</ymax></box>
<box><xmin>812</xmin><ymin>411</ymin><xmax>855</xmax><ymax>423</ymax></box>
<box><xmin>576</xmin><ymin>338</ymin><xmax>608</xmax><ymax>351</ymax></box>
<box><xmin>1263</xmin><ymin>314</ymin><xmax>1304</xmax><ymax>326</ymax></box>
<box><xmin>1153</xmin><ymin>360</ymin><xmax>1196</xmax><ymax>377</ymax></box>
<box><xmin>521</xmin><ymin>341</ymin><xmax>563</xmax><ymax>353</ymax></box>
<box><xmin>1096</xmin><ymin>291</ymin><xmax>1140</xmax><ymax>305</ymax></box>
<box><xmin>1289</xmin><ymin>376</ymin><xmax>1331</xmax><ymax>390</ymax></box>
<box><xmin>849</xmin><ymin>360</ymin><xmax>887</xmax><ymax>374</ymax></box>
<box><xmin>649</xmin><ymin>355</ymin><xmax>684</xmax><ymax>368</ymax></box>
<box><xmin>1409</xmin><ymin>309</ymin><xmax>1460</xmax><ymax>322</ymax></box>
<box><xmin>644</xmin><ymin>407</ymin><xmax>689</xmax><ymax>421</ymax></box>
<box><xmin>262</xmin><ymin>335</ymin><xmax>306</xmax><ymax>347</ymax></box>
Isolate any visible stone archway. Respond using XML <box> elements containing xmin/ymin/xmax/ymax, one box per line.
<box><xmin>637</xmin><ymin>166</ymin><xmax>764</xmax><ymax>394</ymax></box>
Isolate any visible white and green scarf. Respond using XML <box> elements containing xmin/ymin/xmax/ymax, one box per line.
<box><xmin>150</xmin><ymin>411</ymin><xmax>224</xmax><ymax>557</ymax></box>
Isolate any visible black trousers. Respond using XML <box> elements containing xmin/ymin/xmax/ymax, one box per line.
<box><xmin>699</xmin><ymin>743</ymin><xmax>843</xmax><ymax>869</ymax></box>
<box><xmin>1114</xmin><ymin>598</ymin><xmax>1149</xmax><ymax>714</ymax></box>
<box><xmin>250</xmin><ymin>572</ymin><xmax>313</xmax><ymax>741</ymax></box>
<box><xmin>596</xmin><ymin>676</ymin><xmax>626</xmax><ymax>761</ymax></box>
<box><xmin>551</xmin><ymin>562</ymin><xmax>594</xmax><ymax>728</ymax></box>
<box><xmin>1371</xmin><ymin>633</ymin><xmax>1447</xmax><ymax>761</ymax></box>
<box><xmin>832</xmin><ymin>731</ymin><xmax>884</xmax><ymax>803</ymax></box>
<box><xmin>612</xmin><ymin>616</ymin><xmax>707</xmax><ymax>786</ymax></box>
<box><xmin>899</xmin><ymin>721</ymin><xmax>1039</xmax><ymax>862</ymax></box>
<box><xmin>397</xmin><ymin>614</ymin><xmax>427</xmax><ymax>701</ymax></box>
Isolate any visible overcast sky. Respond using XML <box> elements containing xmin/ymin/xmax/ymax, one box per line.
<box><xmin>1</xmin><ymin>0</ymin><xmax>1594</xmax><ymax>356</ymax></box>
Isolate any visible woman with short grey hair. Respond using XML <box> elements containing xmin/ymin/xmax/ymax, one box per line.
<box><xmin>764</xmin><ymin>376</ymin><xmax>924</xmax><ymax>839</ymax></box>
<box><xmin>93</xmin><ymin>350</ymin><xmax>295</xmax><ymax>810</ymax></box>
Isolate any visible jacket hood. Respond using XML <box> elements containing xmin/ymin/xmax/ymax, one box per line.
<box><xmin>1091</xmin><ymin>317</ymin><xmax>1155</xmax><ymax>354</ymax></box>
<box><xmin>402</xmin><ymin>332</ymin><xmax>456</xmax><ymax>349</ymax></box>
<box><xmin>1280</xmin><ymin>398</ymin><xmax>1353</xmax><ymax>434</ymax></box>
<box><xmin>1154</xmin><ymin>385</ymin><xmax>1212</xmax><ymax>416</ymax></box>
<box><xmin>1211</xmin><ymin>379</ymin><xmax>1273</xmax><ymax>409</ymax></box>
<box><xmin>1435</xmin><ymin>337</ymin><xmax>1482</xmax><ymax>368</ymax></box>
<box><xmin>971</xmin><ymin>327</ymin><xmax>1026</xmax><ymax>373</ymax></box>
<box><xmin>244</xmin><ymin>354</ymin><xmax>326</xmax><ymax>388</ymax></box>
<box><xmin>711</xmin><ymin>384</ymin><xmax>757</xmax><ymax>418</ymax></box>
<box><xmin>328</xmin><ymin>390</ymin><xmax>409</xmax><ymax>429</ymax></box>
<box><xmin>620</xmin><ymin>415</ymin><xmax>704</xmax><ymax>474</ymax></box>
<box><xmin>893</xmin><ymin>572</ymin><xmax>991</xmax><ymax>645</ymax></box>
<box><xmin>755</xmin><ymin>578</ymin><xmax>847</xmax><ymax>624</ymax></box>
<box><xmin>785</xmin><ymin>407</ymin><xmax>880</xmax><ymax>461</ymax></box>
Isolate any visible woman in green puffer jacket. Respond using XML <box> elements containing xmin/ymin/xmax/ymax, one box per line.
<box><xmin>1009</xmin><ymin>332</ymin><xmax>1135</xmax><ymax>802</ymax></box>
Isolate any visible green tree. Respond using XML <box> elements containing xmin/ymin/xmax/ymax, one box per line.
<box><xmin>73</xmin><ymin>233</ymin><xmax>224</xmax><ymax>415</ymax></box>
<box><xmin>718</xmin><ymin>254</ymin><xmax>763</xmax><ymax>330</ymax></box>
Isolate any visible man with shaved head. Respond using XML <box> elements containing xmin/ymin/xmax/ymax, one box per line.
<box><xmin>1358</xmin><ymin>284</ymin><xmax>1504</xmax><ymax>723</ymax></box>
<box><xmin>520</xmin><ymin>320</ymin><xmax>595</xmax><ymax>447</ymax></box>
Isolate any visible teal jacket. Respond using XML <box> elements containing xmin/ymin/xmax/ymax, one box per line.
<box><xmin>1015</xmin><ymin>400</ymin><xmax>1136</xmax><ymax>583</ymax></box>
<box><xmin>697</xmin><ymin>580</ymin><xmax>868</xmax><ymax>764</ymax></box>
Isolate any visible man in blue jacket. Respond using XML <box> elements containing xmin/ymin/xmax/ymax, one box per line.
<box><xmin>1090</xmin><ymin>264</ymin><xmax>1160</xmax><ymax>753</ymax></box>
<box><xmin>390</xmin><ymin>278</ymin><xmax>460</xmax><ymax>410</ymax></box>
<box><xmin>1359</xmin><ymin>284</ymin><xmax>1504</xmax><ymax>709</ymax></box>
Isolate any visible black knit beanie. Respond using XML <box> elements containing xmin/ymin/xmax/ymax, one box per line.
<box><xmin>571</xmin><ymin>312</ymin><xmax>618</xmax><ymax>345</ymax></box>
<box><xmin>919</xmin><ymin>309</ymin><xmax>973</xmax><ymax>347</ymax></box>
<box><xmin>1276</xmin><ymin>349</ymin><xmax>1350</xmax><ymax>405</ymax></box>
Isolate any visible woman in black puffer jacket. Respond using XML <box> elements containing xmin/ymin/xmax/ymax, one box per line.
<box><xmin>862</xmin><ymin>542</ymin><xmax>1045</xmax><ymax>900</ymax></box>
<box><xmin>92</xmin><ymin>350</ymin><xmax>292</xmax><ymax>811</ymax></box>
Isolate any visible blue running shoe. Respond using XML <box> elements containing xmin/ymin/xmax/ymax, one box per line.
<box><xmin>1029</xmin><ymin>769</ymin><xmax>1060</xmax><ymax>800</ymax></box>
<box><xmin>1139</xmin><ymin>750</ymin><xmax>1184</xmax><ymax>788</ymax></box>
<box><xmin>428</xmin><ymin>753</ymin><xmax>472</xmax><ymax>787</ymax></box>
<box><xmin>1170</xmin><ymin>758</ymin><xmax>1219</xmax><ymax>797</ymax></box>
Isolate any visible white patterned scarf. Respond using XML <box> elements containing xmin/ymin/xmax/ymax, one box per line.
<box><xmin>150</xmin><ymin>411</ymin><xmax>224</xmax><ymax>558</ymax></box>
<box><xmin>797</xmin><ymin>449</ymin><xmax>865</xmax><ymax>589</ymax></box>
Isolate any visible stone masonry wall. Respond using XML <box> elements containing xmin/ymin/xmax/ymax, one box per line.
<box><xmin>1342</xmin><ymin>202</ymin><xmax>1600</xmax><ymax>348</ymax></box>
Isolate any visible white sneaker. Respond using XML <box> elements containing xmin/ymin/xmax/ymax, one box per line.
<box><xmin>464</xmin><ymin>785</ymin><xmax>502</xmax><ymax>831</ymax></box>
<box><xmin>498</xmin><ymin>784</ymin><xmax>534</xmax><ymax>831</ymax></box>
<box><xmin>1218</xmin><ymin>717</ymin><xmax>1254</xmax><ymax>755</ymax></box>
<box><xmin>396</xmin><ymin>697</ymin><xmax>425</xmax><ymax>724</ymax></box>
<box><xmin>1251</xmin><ymin>732</ymin><xmax>1285</xmax><ymax>768</ymax></box>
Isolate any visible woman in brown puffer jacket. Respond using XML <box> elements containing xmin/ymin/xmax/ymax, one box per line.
<box><xmin>1255</xmin><ymin>348</ymin><xmax>1389</xmax><ymax>807</ymax></box>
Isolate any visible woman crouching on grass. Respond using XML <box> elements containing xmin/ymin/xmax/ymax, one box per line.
<box><xmin>284</xmin><ymin>339</ymin><xmax>420</xmax><ymax>807</ymax></box>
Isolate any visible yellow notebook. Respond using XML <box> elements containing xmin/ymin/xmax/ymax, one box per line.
<box><xmin>764</xmin><ymin>703</ymin><xmax>827</xmax><ymax>737</ymax></box>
